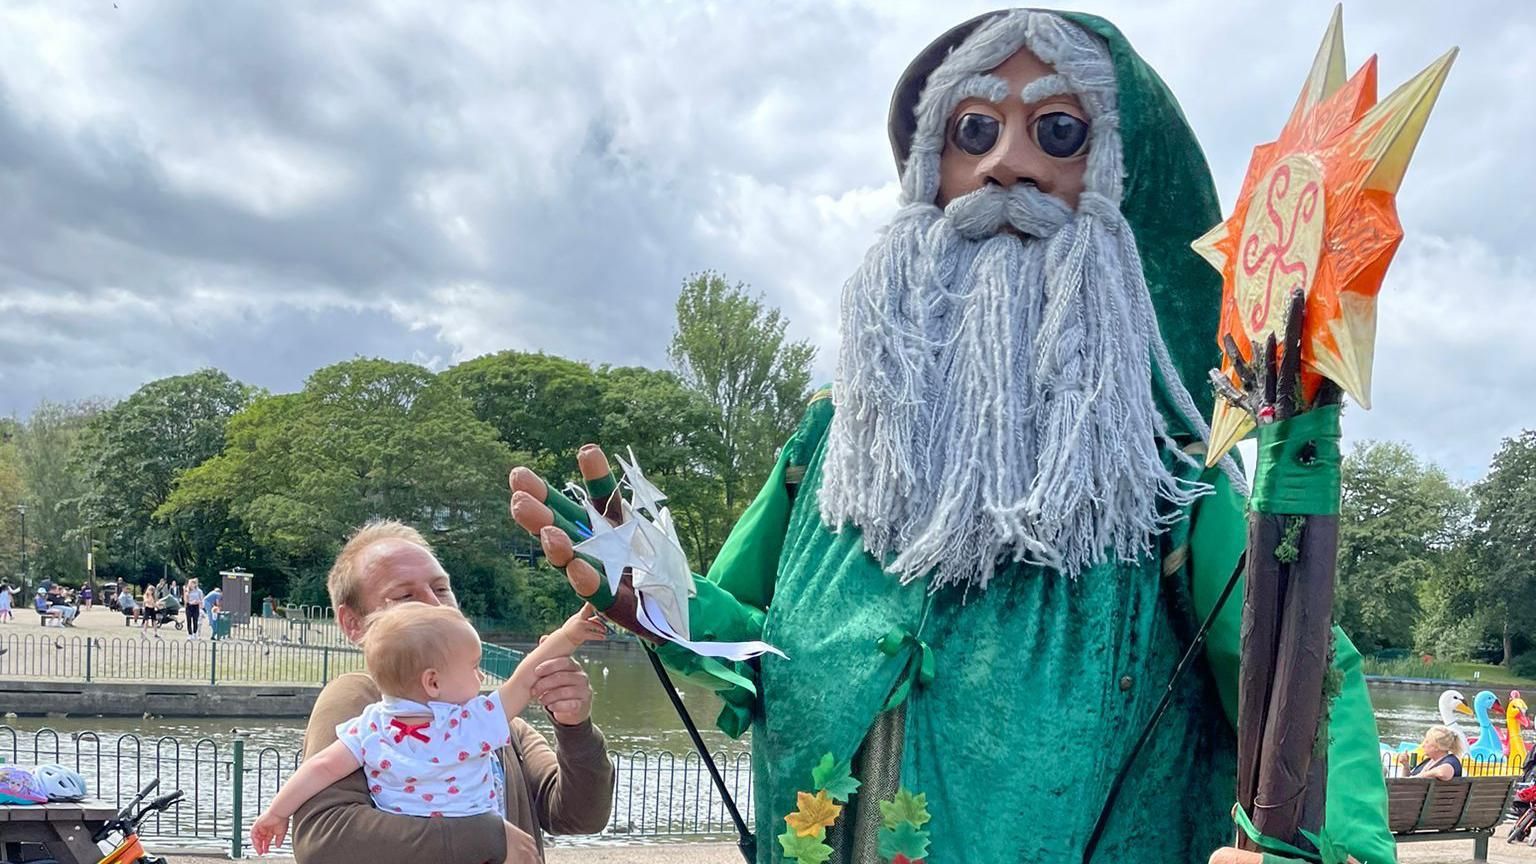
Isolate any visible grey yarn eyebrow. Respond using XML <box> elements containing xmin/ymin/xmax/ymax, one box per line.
<box><xmin>1019</xmin><ymin>73</ymin><xmax>1075</xmax><ymax>105</ymax></box>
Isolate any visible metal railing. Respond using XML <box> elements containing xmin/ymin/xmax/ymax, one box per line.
<box><xmin>1380</xmin><ymin>749</ymin><xmax>1522</xmax><ymax>778</ymax></box>
<box><xmin>1</xmin><ymin>634</ymin><xmax>517</xmax><ymax>688</ymax></box>
<box><xmin>1</xmin><ymin>633</ymin><xmax>366</xmax><ymax>686</ymax></box>
<box><xmin>0</xmin><ymin>727</ymin><xmax>752</xmax><ymax>856</ymax></box>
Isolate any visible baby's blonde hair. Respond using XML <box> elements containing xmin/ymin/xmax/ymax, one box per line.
<box><xmin>1424</xmin><ymin>724</ymin><xmax>1465</xmax><ymax>758</ymax></box>
<box><xmin>361</xmin><ymin>603</ymin><xmax>479</xmax><ymax>698</ymax></box>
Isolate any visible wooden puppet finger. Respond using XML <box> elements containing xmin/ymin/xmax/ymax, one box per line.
<box><xmin>579</xmin><ymin>444</ymin><xmax>624</xmax><ymax>523</ymax></box>
<box><xmin>510</xmin><ymin>467</ymin><xmax>592</xmax><ymax>531</ymax></box>
<box><xmin>1276</xmin><ymin>289</ymin><xmax>1306</xmax><ymax>420</ymax></box>
<box><xmin>1223</xmin><ymin>334</ymin><xmax>1259</xmax><ymax>394</ymax></box>
<box><xmin>540</xmin><ymin>526</ymin><xmax>602</xmax><ymax>598</ymax></box>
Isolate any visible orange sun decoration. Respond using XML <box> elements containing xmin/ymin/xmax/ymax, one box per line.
<box><xmin>1194</xmin><ymin>6</ymin><xmax>1456</xmax><ymax>466</ymax></box>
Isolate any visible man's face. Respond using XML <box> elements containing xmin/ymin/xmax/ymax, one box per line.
<box><xmin>337</xmin><ymin>539</ymin><xmax>459</xmax><ymax>643</ymax></box>
<box><xmin>936</xmin><ymin>48</ymin><xmax>1090</xmax><ymax>209</ymax></box>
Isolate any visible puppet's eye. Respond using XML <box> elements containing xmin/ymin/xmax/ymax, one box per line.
<box><xmin>952</xmin><ymin>112</ymin><xmax>1001</xmax><ymax>156</ymax></box>
<box><xmin>1035</xmin><ymin>112</ymin><xmax>1089</xmax><ymax>158</ymax></box>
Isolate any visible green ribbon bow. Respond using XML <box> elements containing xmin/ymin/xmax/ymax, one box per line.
<box><xmin>1231</xmin><ymin>803</ymin><xmax>1349</xmax><ymax>864</ymax></box>
<box><xmin>878</xmin><ymin>627</ymin><xmax>936</xmax><ymax>713</ymax></box>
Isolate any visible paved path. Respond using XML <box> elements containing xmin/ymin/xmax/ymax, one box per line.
<box><xmin>167</xmin><ymin>841</ymin><xmax>742</xmax><ymax>863</ymax></box>
<box><xmin>157</xmin><ymin>829</ymin><xmax>1536</xmax><ymax>863</ymax></box>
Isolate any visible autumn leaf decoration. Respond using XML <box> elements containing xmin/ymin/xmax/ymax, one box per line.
<box><xmin>878</xmin><ymin>789</ymin><xmax>932</xmax><ymax>864</ymax></box>
<box><xmin>779</xmin><ymin>752</ymin><xmax>934</xmax><ymax>864</ymax></box>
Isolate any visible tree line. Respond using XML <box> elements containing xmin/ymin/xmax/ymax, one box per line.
<box><xmin>0</xmin><ymin>273</ymin><xmax>813</xmax><ymax>636</ymax></box>
<box><xmin>2</xmin><ymin>272</ymin><xmax>1533</xmax><ymax>660</ymax></box>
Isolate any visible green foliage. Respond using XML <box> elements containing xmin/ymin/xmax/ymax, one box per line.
<box><xmin>441</xmin><ymin>351</ymin><xmax>603</xmax><ymax>484</ymax></box>
<box><xmin>669</xmin><ymin>271</ymin><xmax>815</xmax><ymax>515</ymax></box>
<box><xmin>1335</xmin><ymin>440</ymin><xmax>1469</xmax><ymax>653</ymax></box>
<box><xmin>1469</xmin><ymin>431</ymin><xmax>1536</xmax><ymax>665</ymax></box>
<box><xmin>160</xmin><ymin>358</ymin><xmax>517</xmax><ymax>615</ymax></box>
<box><xmin>73</xmin><ymin>370</ymin><xmax>257</xmax><ymax>584</ymax></box>
<box><xmin>1510</xmin><ymin>652</ymin><xmax>1536</xmax><ymax>680</ymax></box>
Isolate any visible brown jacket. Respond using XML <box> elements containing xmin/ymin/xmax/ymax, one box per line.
<box><xmin>291</xmin><ymin>672</ymin><xmax>615</xmax><ymax>863</ymax></box>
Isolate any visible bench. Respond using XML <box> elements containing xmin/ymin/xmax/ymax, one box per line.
<box><xmin>36</xmin><ymin>609</ymin><xmax>64</xmax><ymax>627</ymax></box>
<box><xmin>0</xmin><ymin>800</ymin><xmax>117</xmax><ymax>863</ymax></box>
<box><xmin>1388</xmin><ymin>775</ymin><xmax>1515</xmax><ymax>861</ymax></box>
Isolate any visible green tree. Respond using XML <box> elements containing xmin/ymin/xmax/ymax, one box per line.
<box><xmin>1467</xmin><ymin>430</ymin><xmax>1536</xmax><ymax>665</ymax></box>
<box><xmin>441</xmin><ymin>351</ymin><xmax>604</xmax><ymax>484</ymax></box>
<box><xmin>161</xmin><ymin>359</ymin><xmax>519</xmax><ymax>617</ymax></box>
<box><xmin>15</xmin><ymin>401</ymin><xmax>103</xmax><ymax>587</ymax></box>
<box><xmin>669</xmin><ymin>272</ymin><xmax>815</xmax><ymax>516</ymax></box>
<box><xmin>595</xmin><ymin>365</ymin><xmax>728</xmax><ymax>570</ymax></box>
<box><xmin>73</xmin><ymin>370</ymin><xmax>257</xmax><ymax>583</ymax></box>
<box><xmin>1335</xmin><ymin>441</ymin><xmax>1469</xmax><ymax>653</ymax></box>
<box><xmin>0</xmin><ymin>419</ymin><xmax>26</xmax><ymax>587</ymax></box>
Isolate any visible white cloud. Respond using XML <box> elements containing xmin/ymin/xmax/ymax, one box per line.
<box><xmin>0</xmin><ymin>0</ymin><xmax>1528</xmax><ymax>483</ymax></box>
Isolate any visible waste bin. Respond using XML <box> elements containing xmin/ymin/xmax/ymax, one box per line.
<box><xmin>210</xmin><ymin>610</ymin><xmax>232</xmax><ymax>640</ymax></box>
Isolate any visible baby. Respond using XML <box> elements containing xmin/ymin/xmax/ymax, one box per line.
<box><xmin>251</xmin><ymin>601</ymin><xmax>604</xmax><ymax>854</ymax></box>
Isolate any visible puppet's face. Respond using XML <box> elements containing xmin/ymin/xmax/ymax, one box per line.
<box><xmin>936</xmin><ymin>48</ymin><xmax>1090</xmax><ymax>209</ymax></box>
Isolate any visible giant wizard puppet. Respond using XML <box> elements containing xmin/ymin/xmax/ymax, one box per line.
<box><xmin>510</xmin><ymin>8</ymin><xmax>1453</xmax><ymax>863</ymax></box>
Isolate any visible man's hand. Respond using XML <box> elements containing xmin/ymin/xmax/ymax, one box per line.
<box><xmin>529</xmin><ymin>655</ymin><xmax>595</xmax><ymax>725</ymax></box>
<box><xmin>503</xmin><ymin>820</ymin><xmax>538</xmax><ymax>864</ymax></box>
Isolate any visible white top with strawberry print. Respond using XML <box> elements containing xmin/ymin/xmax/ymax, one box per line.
<box><xmin>335</xmin><ymin>691</ymin><xmax>512</xmax><ymax>818</ymax></box>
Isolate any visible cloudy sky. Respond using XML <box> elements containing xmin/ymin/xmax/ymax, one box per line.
<box><xmin>0</xmin><ymin>0</ymin><xmax>1529</xmax><ymax>481</ymax></box>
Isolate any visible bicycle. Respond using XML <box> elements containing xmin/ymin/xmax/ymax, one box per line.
<box><xmin>7</xmin><ymin>779</ymin><xmax>185</xmax><ymax>864</ymax></box>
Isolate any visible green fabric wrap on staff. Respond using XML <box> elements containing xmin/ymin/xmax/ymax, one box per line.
<box><xmin>569</xmin><ymin>551</ymin><xmax>615</xmax><ymax>612</ymax></box>
<box><xmin>542</xmin><ymin>481</ymin><xmax>592</xmax><ymax>531</ymax></box>
<box><xmin>1250</xmin><ymin>404</ymin><xmax>1342</xmax><ymax>515</ymax></box>
<box><xmin>584</xmin><ymin>472</ymin><xmax>618</xmax><ymax>502</ymax></box>
<box><xmin>550</xmin><ymin>510</ymin><xmax>590</xmax><ymax>545</ymax></box>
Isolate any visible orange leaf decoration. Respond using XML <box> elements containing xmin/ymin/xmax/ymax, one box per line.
<box><xmin>1193</xmin><ymin>5</ymin><xmax>1455</xmax><ymax>465</ymax></box>
<box><xmin>785</xmin><ymin>790</ymin><xmax>843</xmax><ymax>837</ymax></box>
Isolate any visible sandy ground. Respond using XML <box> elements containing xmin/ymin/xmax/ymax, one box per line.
<box><xmin>154</xmin><ymin>828</ymin><xmax>1536</xmax><ymax>863</ymax></box>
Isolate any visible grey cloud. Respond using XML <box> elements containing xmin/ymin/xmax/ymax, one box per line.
<box><xmin>0</xmin><ymin>0</ymin><xmax>1529</xmax><ymax>483</ymax></box>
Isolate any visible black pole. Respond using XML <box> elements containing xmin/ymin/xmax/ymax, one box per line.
<box><xmin>17</xmin><ymin>505</ymin><xmax>26</xmax><ymax>594</ymax></box>
<box><xmin>644</xmin><ymin>647</ymin><xmax>756</xmax><ymax>863</ymax></box>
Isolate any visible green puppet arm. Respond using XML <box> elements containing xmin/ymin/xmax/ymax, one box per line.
<box><xmin>1189</xmin><ymin>412</ymin><xmax>1394</xmax><ymax>864</ymax></box>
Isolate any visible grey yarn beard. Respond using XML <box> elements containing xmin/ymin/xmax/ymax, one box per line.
<box><xmin>819</xmin><ymin>10</ymin><xmax>1227</xmax><ymax>591</ymax></box>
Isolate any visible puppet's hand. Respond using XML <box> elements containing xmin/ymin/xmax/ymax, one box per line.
<box><xmin>508</xmin><ymin>446</ymin><xmax>661</xmax><ymax>644</ymax></box>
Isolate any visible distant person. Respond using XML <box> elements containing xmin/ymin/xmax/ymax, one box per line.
<box><xmin>1408</xmin><ymin>725</ymin><xmax>1465</xmax><ymax>780</ymax></box>
<box><xmin>117</xmin><ymin>587</ymin><xmax>138</xmax><ymax>619</ymax></box>
<box><xmin>184</xmin><ymin>578</ymin><xmax>204</xmax><ymax>639</ymax></box>
<box><xmin>140</xmin><ymin>585</ymin><xmax>157</xmax><ymax>628</ymax></box>
<box><xmin>35</xmin><ymin>589</ymin><xmax>77</xmax><ymax>627</ymax></box>
<box><xmin>79</xmin><ymin>584</ymin><xmax>93</xmax><ymax>611</ymax></box>
<box><xmin>0</xmin><ymin>583</ymin><xmax>12</xmax><ymax>622</ymax></box>
<box><xmin>205</xmin><ymin>585</ymin><xmax>222</xmax><ymax>613</ymax></box>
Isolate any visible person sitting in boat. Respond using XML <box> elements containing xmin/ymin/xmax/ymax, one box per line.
<box><xmin>1407</xmin><ymin>726</ymin><xmax>1465</xmax><ymax>781</ymax></box>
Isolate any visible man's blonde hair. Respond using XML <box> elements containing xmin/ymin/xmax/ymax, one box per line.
<box><xmin>328</xmin><ymin>520</ymin><xmax>432</xmax><ymax>614</ymax></box>
<box><xmin>362</xmin><ymin>603</ymin><xmax>479</xmax><ymax>698</ymax></box>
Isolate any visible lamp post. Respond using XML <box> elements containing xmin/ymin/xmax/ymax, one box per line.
<box><xmin>14</xmin><ymin>504</ymin><xmax>26</xmax><ymax>595</ymax></box>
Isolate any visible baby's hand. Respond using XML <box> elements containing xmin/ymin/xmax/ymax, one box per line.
<box><xmin>251</xmin><ymin>810</ymin><xmax>288</xmax><ymax>855</ymax></box>
<box><xmin>553</xmin><ymin>602</ymin><xmax>606</xmax><ymax>647</ymax></box>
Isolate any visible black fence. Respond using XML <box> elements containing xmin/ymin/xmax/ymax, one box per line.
<box><xmin>0</xmin><ymin>726</ymin><xmax>753</xmax><ymax>856</ymax></box>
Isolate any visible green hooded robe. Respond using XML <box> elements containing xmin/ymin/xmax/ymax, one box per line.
<box><xmin>578</xmin><ymin>10</ymin><xmax>1395</xmax><ymax>864</ymax></box>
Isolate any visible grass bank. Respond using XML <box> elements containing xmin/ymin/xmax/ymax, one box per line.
<box><xmin>1363</xmin><ymin>656</ymin><xmax>1536</xmax><ymax>690</ymax></box>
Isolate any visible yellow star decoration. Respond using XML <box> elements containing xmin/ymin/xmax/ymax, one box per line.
<box><xmin>1193</xmin><ymin>5</ymin><xmax>1456</xmax><ymax>465</ymax></box>
<box><xmin>785</xmin><ymin>790</ymin><xmax>843</xmax><ymax>837</ymax></box>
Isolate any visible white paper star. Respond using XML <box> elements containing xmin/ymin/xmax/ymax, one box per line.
<box><xmin>572</xmin><ymin>517</ymin><xmax>638</xmax><ymax>595</ymax></box>
<box><xmin>617</xmin><ymin>446</ymin><xmax>668</xmax><ymax>515</ymax></box>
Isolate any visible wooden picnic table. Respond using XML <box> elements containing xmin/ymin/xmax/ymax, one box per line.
<box><xmin>0</xmin><ymin>800</ymin><xmax>114</xmax><ymax>863</ymax></box>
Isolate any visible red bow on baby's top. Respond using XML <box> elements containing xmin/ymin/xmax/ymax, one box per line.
<box><xmin>389</xmin><ymin>718</ymin><xmax>431</xmax><ymax>744</ymax></box>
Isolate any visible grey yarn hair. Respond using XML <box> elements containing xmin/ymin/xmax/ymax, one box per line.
<box><xmin>820</xmin><ymin>10</ymin><xmax>1244</xmax><ymax>592</ymax></box>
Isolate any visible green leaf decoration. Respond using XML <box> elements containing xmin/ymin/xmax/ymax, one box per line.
<box><xmin>878</xmin><ymin>788</ymin><xmax>931</xmax><ymax>829</ymax></box>
<box><xmin>779</xmin><ymin>826</ymin><xmax>833</xmax><ymax>864</ymax></box>
<box><xmin>878</xmin><ymin>822</ymin><xmax>931</xmax><ymax>861</ymax></box>
<box><xmin>810</xmin><ymin>752</ymin><xmax>861</xmax><ymax>803</ymax></box>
